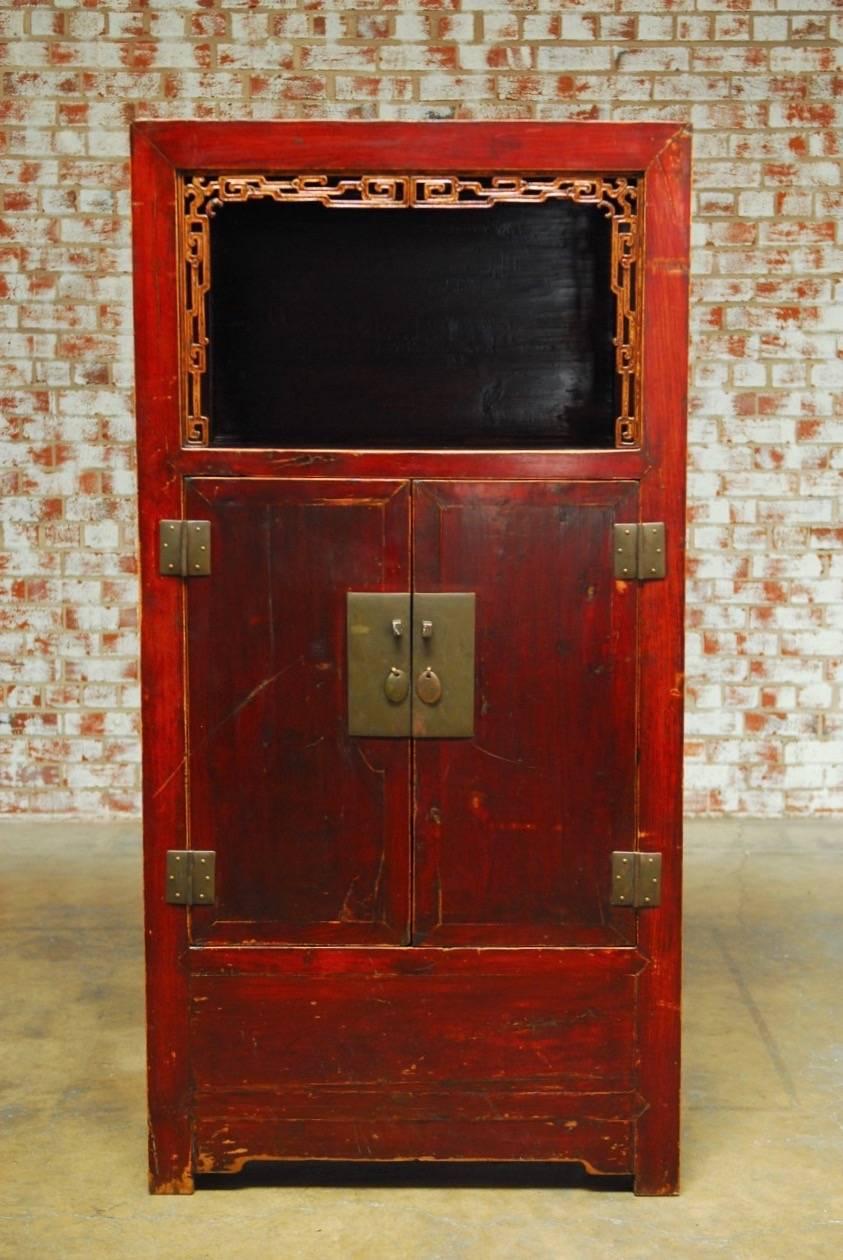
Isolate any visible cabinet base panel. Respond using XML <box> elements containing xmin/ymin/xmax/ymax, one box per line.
<box><xmin>191</xmin><ymin>1089</ymin><xmax>639</xmax><ymax>1177</ymax></box>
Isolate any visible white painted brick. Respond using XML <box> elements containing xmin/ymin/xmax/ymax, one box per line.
<box><xmin>685</xmin><ymin>711</ymin><xmax>743</xmax><ymax>736</ymax></box>
<box><xmin>732</xmin><ymin>362</ymin><xmax>768</xmax><ymax>387</ymax></box>
<box><xmin>391</xmin><ymin>15</ymin><xmax>430</xmax><ymax>41</ymax></box>
<box><xmin>637</xmin><ymin>15</ymin><xmax>674</xmax><ymax>40</ymax></box>
<box><xmin>810</xmin><ymin>360</ymin><xmax>843</xmax><ymax>388</ymax></box>
<box><xmin>797</xmin><ymin>684</ymin><xmax>834</xmax><ymax>708</ymax></box>
<box><xmin>461</xmin><ymin>45</ymin><xmax>532</xmax><ymax>71</ymax></box>
<box><xmin>560</xmin><ymin>15</ymin><xmax>599</xmax><ymax>40</ymax></box>
<box><xmin>685</xmin><ymin>684</ymin><xmax>723</xmax><ymax>709</ymax></box>
<box><xmin>782</xmin><ymin>630</ymin><xmax>843</xmax><ymax>657</ymax></box>
<box><xmin>535</xmin><ymin>46</ymin><xmax>613</xmax><ymax>71</ymax></box>
<box><xmin>482</xmin><ymin>16</ymin><xmax>519</xmax><ymax>41</ymax></box>
<box><xmin>83</xmin><ymin>522</ymin><xmax>121</xmax><ymax>550</ymax></box>
<box><xmin>784</xmin><ymin>740</ymin><xmax>843</xmax><ymax>765</ymax></box>
<box><xmin>684</xmin><ymin>764</ymin><xmax>735</xmax><ymax>789</ymax></box>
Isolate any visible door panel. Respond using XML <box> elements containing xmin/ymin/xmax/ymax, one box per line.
<box><xmin>412</xmin><ymin>480</ymin><xmax>638</xmax><ymax>946</ymax></box>
<box><xmin>186</xmin><ymin>478</ymin><xmax>411</xmax><ymax>945</ymax></box>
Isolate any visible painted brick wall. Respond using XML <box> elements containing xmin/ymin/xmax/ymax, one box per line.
<box><xmin>1</xmin><ymin>1</ymin><xmax>841</xmax><ymax>816</ymax></box>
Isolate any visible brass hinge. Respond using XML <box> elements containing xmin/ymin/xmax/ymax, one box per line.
<box><xmin>610</xmin><ymin>851</ymin><xmax>662</xmax><ymax>908</ymax></box>
<box><xmin>159</xmin><ymin>520</ymin><xmax>211</xmax><ymax>577</ymax></box>
<box><xmin>165</xmin><ymin>850</ymin><xmax>216</xmax><ymax>905</ymax></box>
<box><xmin>613</xmin><ymin>523</ymin><xmax>666</xmax><ymax>580</ymax></box>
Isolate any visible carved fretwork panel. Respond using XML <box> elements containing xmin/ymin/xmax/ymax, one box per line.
<box><xmin>178</xmin><ymin>173</ymin><xmax>641</xmax><ymax>449</ymax></box>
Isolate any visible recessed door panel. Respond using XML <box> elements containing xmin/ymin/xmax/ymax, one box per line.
<box><xmin>186</xmin><ymin>478</ymin><xmax>412</xmax><ymax>945</ymax></box>
<box><xmin>412</xmin><ymin>480</ymin><xmax>638</xmax><ymax>947</ymax></box>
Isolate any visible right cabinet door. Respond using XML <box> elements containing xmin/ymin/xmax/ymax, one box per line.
<box><xmin>412</xmin><ymin>480</ymin><xmax>639</xmax><ymax>946</ymax></box>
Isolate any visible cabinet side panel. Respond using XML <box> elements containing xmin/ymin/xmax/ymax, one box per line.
<box><xmin>634</xmin><ymin>130</ymin><xmax>691</xmax><ymax>1197</ymax></box>
<box><xmin>132</xmin><ymin>131</ymin><xmax>194</xmax><ymax>1192</ymax></box>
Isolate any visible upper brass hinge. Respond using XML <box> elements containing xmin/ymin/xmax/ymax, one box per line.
<box><xmin>165</xmin><ymin>850</ymin><xmax>216</xmax><ymax>905</ymax></box>
<box><xmin>611</xmin><ymin>851</ymin><xmax>662</xmax><ymax>908</ymax></box>
<box><xmin>159</xmin><ymin>520</ymin><xmax>211</xmax><ymax>577</ymax></box>
<box><xmin>613</xmin><ymin>523</ymin><xmax>666</xmax><ymax>580</ymax></box>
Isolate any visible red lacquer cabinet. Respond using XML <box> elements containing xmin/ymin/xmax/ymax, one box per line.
<box><xmin>131</xmin><ymin>122</ymin><xmax>690</xmax><ymax>1195</ymax></box>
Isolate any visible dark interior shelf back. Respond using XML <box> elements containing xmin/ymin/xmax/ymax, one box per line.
<box><xmin>207</xmin><ymin>196</ymin><xmax>618</xmax><ymax>449</ymax></box>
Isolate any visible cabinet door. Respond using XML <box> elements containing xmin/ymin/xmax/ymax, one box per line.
<box><xmin>412</xmin><ymin>480</ymin><xmax>638</xmax><ymax>946</ymax></box>
<box><xmin>185</xmin><ymin>478</ymin><xmax>412</xmax><ymax>945</ymax></box>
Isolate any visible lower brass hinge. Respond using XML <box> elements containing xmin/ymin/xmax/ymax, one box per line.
<box><xmin>613</xmin><ymin>523</ymin><xmax>666</xmax><ymax>580</ymax></box>
<box><xmin>159</xmin><ymin>521</ymin><xmax>211</xmax><ymax>577</ymax></box>
<box><xmin>165</xmin><ymin>850</ymin><xmax>215</xmax><ymax>905</ymax></box>
<box><xmin>611</xmin><ymin>851</ymin><xmax>662</xmax><ymax>908</ymax></box>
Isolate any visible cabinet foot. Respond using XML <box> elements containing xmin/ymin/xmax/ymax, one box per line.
<box><xmin>149</xmin><ymin>1169</ymin><xmax>195</xmax><ymax>1195</ymax></box>
<box><xmin>633</xmin><ymin>1170</ymin><xmax>679</xmax><ymax>1197</ymax></box>
<box><xmin>148</xmin><ymin>1122</ymin><xmax>195</xmax><ymax>1194</ymax></box>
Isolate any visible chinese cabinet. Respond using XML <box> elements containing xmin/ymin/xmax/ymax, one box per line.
<box><xmin>131</xmin><ymin>122</ymin><xmax>690</xmax><ymax>1196</ymax></box>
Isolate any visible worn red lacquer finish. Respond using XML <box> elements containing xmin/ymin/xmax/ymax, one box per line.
<box><xmin>132</xmin><ymin>121</ymin><xmax>690</xmax><ymax>1196</ymax></box>
<box><xmin>412</xmin><ymin>479</ymin><xmax>638</xmax><ymax>948</ymax></box>
<box><xmin>185</xmin><ymin>477</ymin><xmax>412</xmax><ymax>947</ymax></box>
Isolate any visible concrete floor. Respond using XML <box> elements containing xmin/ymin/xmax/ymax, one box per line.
<box><xmin>1</xmin><ymin>819</ymin><xmax>841</xmax><ymax>1259</ymax></box>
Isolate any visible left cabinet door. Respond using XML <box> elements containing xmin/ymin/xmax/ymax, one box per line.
<box><xmin>184</xmin><ymin>478</ymin><xmax>412</xmax><ymax>945</ymax></box>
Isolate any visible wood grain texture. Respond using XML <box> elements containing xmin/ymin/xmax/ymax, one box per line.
<box><xmin>166</xmin><ymin>448</ymin><xmax>651</xmax><ymax>482</ymax></box>
<box><xmin>634</xmin><ymin>128</ymin><xmax>692</xmax><ymax>1197</ymax></box>
<box><xmin>133</xmin><ymin>120</ymin><xmax>683</xmax><ymax>176</ymax></box>
<box><xmin>133</xmin><ymin>121</ymin><xmax>690</xmax><ymax>1195</ymax></box>
<box><xmin>189</xmin><ymin>947</ymin><xmax>642</xmax><ymax>1171</ymax></box>
<box><xmin>131</xmin><ymin>127</ymin><xmax>194</xmax><ymax>1195</ymax></box>
<box><xmin>194</xmin><ymin>1104</ymin><xmax>637</xmax><ymax>1174</ymax></box>
<box><xmin>185</xmin><ymin>477</ymin><xmax>412</xmax><ymax>946</ymax></box>
<box><xmin>412</xmin><ymin>480</ymin><xmax>638</xmax><ymax>946</ymax></box>
<box><xmin>190</xmin><ymin>963</ymin><xmax>638</xmax><ymax>1092</ymax></box>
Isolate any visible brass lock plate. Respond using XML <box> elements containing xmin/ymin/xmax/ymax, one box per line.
<box><xmin>412</xmin><ymin>593</ymin><xmax>475</xmax><ymax>739</ymax></box>
<box><xmin>347</xmin><ymin>592</ymin><xmax>412</xmax><ymax>737</ymax></box>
